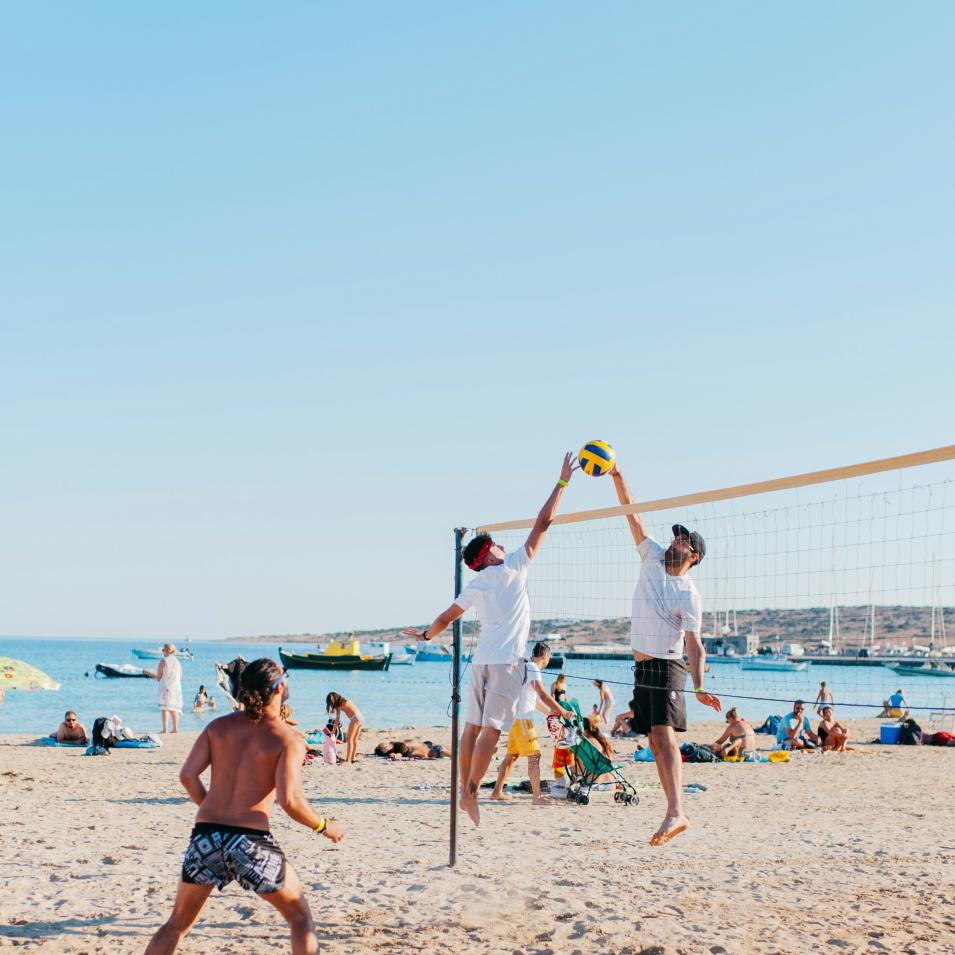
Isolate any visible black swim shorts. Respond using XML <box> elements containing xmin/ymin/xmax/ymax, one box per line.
<box><xmin>181</xmin><ymin>822</ymin><xmax>286</xmax><ymax>894</ymax></box>
<box><xmin>630</xmin><ymin>658</ymin><xmax>687</xmax><ymax>735</ymax></box>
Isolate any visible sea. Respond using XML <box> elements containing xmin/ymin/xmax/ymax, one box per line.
<box><xmin>1</xmin><ymin>637</ymin><xmax>951</xmax><ymax>739</ymax></box>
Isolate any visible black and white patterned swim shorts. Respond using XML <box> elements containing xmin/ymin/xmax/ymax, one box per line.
<box><xmin>181</xmin><ymin>822</ymin><xmax>286</xmax><ymax>894</ymax></box>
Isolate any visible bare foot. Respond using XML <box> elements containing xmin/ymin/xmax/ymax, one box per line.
<box><xmin>532</xmin><ymin>796</ymin><xmax>553</xmax><ymax>806</ymax></box>
<box><xmin>489</xmin><ymin>792</ymin><xmax>513</xmax><ymax>802</ymax></box>
<box><xmin>649</xmin><ymin>813</ymin><xmax>689</xmax><ymax>847</ymax></box>
<box><xmin>460</xmin><ymin>791</ymin><xmax>481</xmax><ymax>827</ymax></box>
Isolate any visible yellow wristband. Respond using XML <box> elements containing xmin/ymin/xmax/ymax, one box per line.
<box><xmin>695</xmin><ymin>687</ymin><xmax>704</xmax><ymax>694</ymax></box>
<box><xmin>314</xmin><ymin>817</ymin><xmax>327</xmax><ymax>834</ymax></box>
<box><xmin>557</xmin><ymin>479</ymin><xmax>569</xmax><ymax>487</ymax></box>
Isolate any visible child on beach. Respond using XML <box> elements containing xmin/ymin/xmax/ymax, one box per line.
<box><xmin>326</xmin><ymin>692</ymin><xmax>363</xmax><ymax>763</ymax></box>
<box><xmin>491</xmin><ymin>642</ymin><xmax>572</xmax><ymax>806</ymax></box>
<box><xmin>321</xmin><ymin>725</ymin><xmax>339</xmax><ymax>764</ymax></box>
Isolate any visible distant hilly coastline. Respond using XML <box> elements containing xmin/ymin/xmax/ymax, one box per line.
<box><xmin>230</xmin><ymin>605</ymin><xmax>947</xmax><ymax>650</ymax></box>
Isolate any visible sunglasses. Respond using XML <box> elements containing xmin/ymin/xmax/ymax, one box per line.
<box><xmin>269</xmin><ymin>670</ymin><xmax>289</xmax><ymax>693</ymax></box>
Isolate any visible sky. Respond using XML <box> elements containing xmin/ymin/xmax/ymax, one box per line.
<box><xmin>2</xmin><ymin>4</ymin><xmax>954</xmax><ymax>640</ymax></box>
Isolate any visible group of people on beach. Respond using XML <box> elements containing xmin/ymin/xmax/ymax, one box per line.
<box><xmin>144</xmin><ymin>450</ymin><xmax>720</xmax><ymax>953</ymax></box>
<box><xmin>403</xmin><ymin>453</ymin><xmax>720</xmax><ymax>846</ymax></box>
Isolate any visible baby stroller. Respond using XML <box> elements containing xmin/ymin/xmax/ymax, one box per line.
<box><xmin>549</xmin><ymin>699</ymin><xmax>640</xmax><ymax>807</ymax></box>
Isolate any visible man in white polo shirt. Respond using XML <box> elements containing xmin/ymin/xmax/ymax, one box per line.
<box><xmin>403</xmin><ymin>453</ymin><xmax>576</xmax><ymax>827</ymax></box>
<box><xmin>610</xmin><ymin>461</ymin><xmax>721</xmax><ymax>847</ymax></box>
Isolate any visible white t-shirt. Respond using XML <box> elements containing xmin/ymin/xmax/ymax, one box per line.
<box><xmin>630</xmin><ymin>536</ymin><xmax>702</xmax><ymax>659</ymax></box>
<box><xmin>454</xmin><ymin>545</ymin><xmax>532</xmax><ymax>665</ymax></box>
<box><xmin>516</xmin><ymin>661</ymin><xmax>543</xmax><ymax>720</ymax></box>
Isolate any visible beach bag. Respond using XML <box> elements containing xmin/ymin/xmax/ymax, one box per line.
<box><xmin>91</xmin><ymin>717</ymin><xmax>115</xmax><ymax>750</ymax></box>
<box><xmin>679</xmin><ymin>742</ymin><xmax>720</xmax><ymax>763</ymax></box>
<box><xmin>899</xmin><ymin>719</ymin><xmax>923</xmax><ymax>746</ymax></box>
<box><xmin>756</xmin><ymin>715</ymin><xmax>782</xmax><ymax>736</ymax></box>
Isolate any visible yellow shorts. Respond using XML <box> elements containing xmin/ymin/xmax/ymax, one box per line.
<box><xmin>506</xmin><ymin>719</ymin><xmax>541</xmax><ymax>758</ymax></box>
<box><xmin>552</xmin><ymin>746</ymin><xmax>574</xmax><ymax>777</ymax></box>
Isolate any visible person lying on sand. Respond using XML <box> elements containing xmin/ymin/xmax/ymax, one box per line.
<box><xmin>54</xmin><ymin>711</ymin><xmax>88</xmax><ymax>745</ymax></box>
<box><xmin>374</xmin><ymin>739</ymin><xmax>451</xmax><ymax>760</ymax></box>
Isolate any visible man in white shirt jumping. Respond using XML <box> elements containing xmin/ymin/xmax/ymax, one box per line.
<box><xmin>403</xmin><ymin>453</ymin><xmax>576</xmax><ymax>827</ymax></box>
<box><xmin>610</xmin><ymin>461</ymin><xmax>721</xmax><ymax>846</ymax></box>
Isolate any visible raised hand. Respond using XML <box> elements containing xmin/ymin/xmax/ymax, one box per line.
<box><xmin>560</xmin><ymin>452</ymin><xmax>578</xmax><ymax>484</ymax></box>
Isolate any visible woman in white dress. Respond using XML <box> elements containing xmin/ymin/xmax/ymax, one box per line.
<box><xmin>155</xmin><ymin>643</ymin><xmax>183</xmax><ymax>733</ymax></box>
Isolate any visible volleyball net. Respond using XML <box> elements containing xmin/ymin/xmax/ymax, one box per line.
<box><xmin>461</xmin><ymin>445</ymin><xmax>955</xmax><ymax>717</ymax></box>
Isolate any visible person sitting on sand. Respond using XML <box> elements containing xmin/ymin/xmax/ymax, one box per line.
<box><xmin>881</xmin><ymin>689</ymin><xmax>909</xmax><ymax>720</ymax></box>
<box><xmin>707</xmin><ymin>707</ymin><xmax>757</xmax><ymax>759</ymax></box>
<box><xmin>611</xmin><ymin>708</ymin><xmax>635</xmax><ymax>737</ymax></box>
<box><xmin>491</xmin><ymin>642</ymin><xmax>573</xmax><ymax>806</ymax></box>
<box><xmin>144</xmin><ymin>658</ymin><xmax>344</xmax><ymax>955</ymax></box>
<box><xmin>776</xmin><ymin>700</ymin><xmax>819</xmax><ymax>751</ymax></box>
<box><xmin>817</xmin><ymin>706</ymin><xmax>851</xmax><ymax>751</ymax></box>
<box><xmin>326</xmin><ymin>692</ymin><xmax>363</xmax><ymax>764</ymax></box>
<box><xmin>54</xmin><ymin>711</ymin><xmax>88</xmax><ymax>745</ymax></box>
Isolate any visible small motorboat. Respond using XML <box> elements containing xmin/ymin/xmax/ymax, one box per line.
<box><xmin>95</xmin><ymin>663</ymin><xmax>155</xmax><ymax>679</ymax></box>
<box><xmin>278</xmin><ymin>640</ymin><xmax>392</xmax><ymax>671</ymax></box>
<box><xmin>739</xmin><ymin>656</ymin><xmax>809</xmax><ymax>672</ymax></box>
<box><xmin>415</xmin><ymin>645</ymin><xmax>472</xmax><ymax>663</ymax></box>
<box><xmin>131</xmin><ymin>647</ymin><xmax>193</xmax><ymax>660</ymax></box>
<box><xmin>706</xmin><ymin>655</ymin><xmax>741</xmax><ymax>665</ymax></box>
<box><xmin>886</xmin><ymin>662</ymin><xmax>955</xmax><ymax>678</ymax></box>
<box><xmin>389</xmin><ymin>646</ymin><xmax>418</xmax><ymax>666</ymax></box>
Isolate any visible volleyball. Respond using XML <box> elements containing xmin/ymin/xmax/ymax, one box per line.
<box><xmin>578</xmin><ymin>439</ymin><xmax>616</xmax><ymax>477</ymax></box>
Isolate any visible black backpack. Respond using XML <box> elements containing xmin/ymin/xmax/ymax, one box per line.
<box><xmin>680</xmin><ymin>741</ymin><xmax>720</xmax><ymax>763</ymax></box>
<box><xmin>899</xmin><ymin>719</ymin><xmax>923</xmax><ymax>746</ymax></box>
<box><xmin>91</xmin><ymin>717</ymin><xmax>115</xmax><ymax>751</ymax></box>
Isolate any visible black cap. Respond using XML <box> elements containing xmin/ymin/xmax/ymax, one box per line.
<box><xmin>672</xmin><ymin>524</ymin><xmax>705</xmax><ymax>563</ymax></box>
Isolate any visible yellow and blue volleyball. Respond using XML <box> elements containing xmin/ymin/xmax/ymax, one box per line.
<box><xmin>578</xmin><ymin>439</ymin><xmax>616</xmax><ymax>477</ymax></box>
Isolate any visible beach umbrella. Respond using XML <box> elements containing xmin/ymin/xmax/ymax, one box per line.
<box><xmin>0</xmin><ymin>657</ymin><xmax>61</xmax><ymax>691</ymax></box>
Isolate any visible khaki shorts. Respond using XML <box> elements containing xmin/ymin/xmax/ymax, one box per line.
<box><xmin>506</xmin><ymin>719</ymin><xmax>541</xmax><ymax>758</ymax></box>
<box><xmin>465</xmin><ymin>663</ymin><xmax>525</xmax><ymax>730</ymax></box>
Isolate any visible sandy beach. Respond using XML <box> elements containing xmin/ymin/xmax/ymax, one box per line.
<box><xmin>2</xmin><ymin>719</ymin><xmax>954</xmax><ymax>955</ymax></box>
